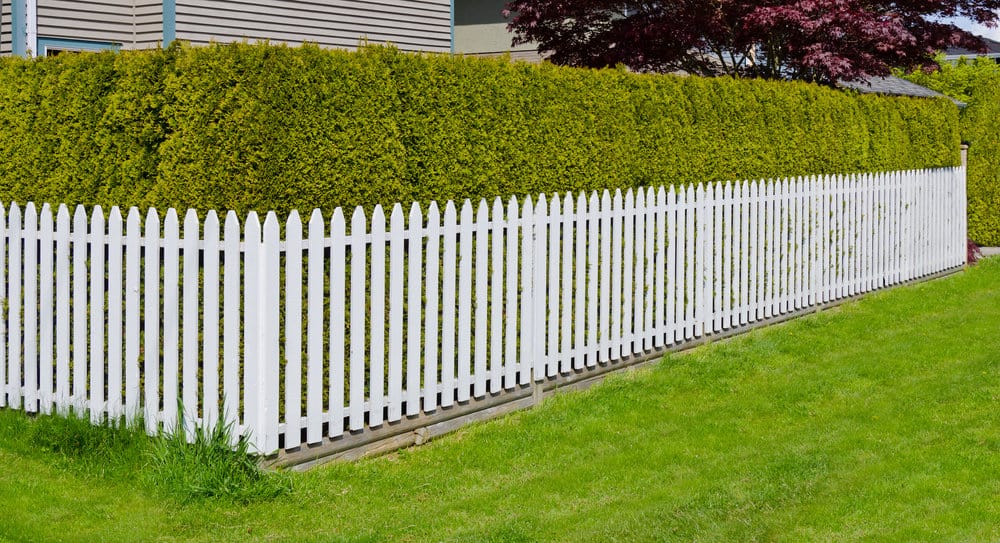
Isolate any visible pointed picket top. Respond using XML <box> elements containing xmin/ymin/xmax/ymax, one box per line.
<box><xmin>351</xmin><ymin>206</ymin><xmax>367</xmax><ymax>235</ymax></box>
<box><xmin>461</xmin><ymin>199</ymin><xmax>475</xmax><ymax>224</ymax></box>
<box><xmin>307</xmin><ymin>208</ymin><xmax>324</xmax><ymax>236</ymax></box>
<box><xmin>410</xmin><ymin>201</ymin><xmax>424</xmax><ymax>230</ymax></box>
<box><xmin>575</xmin><ymin>191</ymin><xmax>587</xmax><ymax>213</ymax></box>
<box><xmin>635</xmin><ymin>186</ymin><xmax>645</xmax><ymax>208</ymax></box>
<box><xmin>589</xmin><ymin>190</ymin><xmax>600</xmax><ymax>212</ymax></box>
<box><xmin>625</xmin><ymin>188</ymin><xmax>635</xmax><ymax>208</ymax></box>
<box><xmin>427</xmin><ymin>200</ymin><xmax>440</xmax><ymax>224</ymax></box>
<box><xmin>372</xmin><ymin>204</ymin><xmax>386</xmax><ymax>227</ymax></box>
<box><xmin>507</xmin><ymin>195</ymin><xmax>519</xmax><ymax>222</ymax></box>
<box><xmin>205</xmin><ymin>209</ymin><xmax>219</xmax><ymax>233</ymax></box>
<box><xmin>550</xmin><ymin>192</ymin><xmax>562</xmax><ymax>215</ymax></box>
<box><xmin>40</xmin><ymin>202</ymin><xmax>52</xmax><ymax>225</ymax></box>
<box><xmin>491</xmin><ymin>197</ymin><xmax>504</xmax><ymax>221</ymax></box>
<box><xmin>445</xmin><ymin>199</ymin><xmax>458</xmax><ymax>225</ymax></box>
<box><xmin>107</xmin><ymin>205</ymin><xmax>122</xmax><ymax>226</ymax></box>
<box><xmin>535</xmin><ymin>193</ymin><xmax>547</xmax><ymax>218</ymax></box>
<box><xmin>475</xmin><ymin>198</ymin><xmax>489</xmax><ymax>225</ymax></box>
<box><xmin>9</xmin><ymin>202</ymin><xmax>21</xmax><ymax>226</ymax></box>
<box><xmin>388</xmin><ymin>203</ymin><xmax>403</xmax><ymax>230</ymax></box>
<box><xmin>183</xmin><ymin>208</ymin><xmax>199</xmax><ymax>240</ymax></box>
<box><xmin>24</xmin><ymin>202</ymin><xmax>37</xmax><ymax>223</ymax></box>
<box><xmin>521</xmin><ymin>194</ymin><xmax>533</xmax><ymax>219</ymax></box>
<box><xmin>601</xmin><ymin>189</ymin><xmax>612</xmax><ymax>210</ymax></box>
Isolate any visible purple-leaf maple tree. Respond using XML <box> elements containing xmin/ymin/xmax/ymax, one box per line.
<box><xmin>503</xmin><ymin>0</ymin><xmax>1000</xmax><ymax>83</ymax></box>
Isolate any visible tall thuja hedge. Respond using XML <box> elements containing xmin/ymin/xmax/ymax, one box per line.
<box><xmin>905</xmin><ymin>57</ymin><xmax>1000</xmax><ymax>246</ymax></box>
<box><xmin>0</xmin><ymin>42</ymin><xmax>960</xmax><ymax>216</ymax></box>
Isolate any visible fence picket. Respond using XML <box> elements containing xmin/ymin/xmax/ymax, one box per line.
<box><xmin>107</xmin><ymin>208</ymin><xmax>123</xmax><ymax>420</ymax></box>
<box><xmin>350</xmin><ymin>208</ymin><xmax>368</xmax><ymax>429</ymax></box>
<box><xmin>143</xmin><ymin>209</ymin><xmax>160</xmax><ymax>433</ymax></box>
<box><xmin>329</xmin><ymin>209</ymin><xmax>347</xmax><ymax>435</ymax></box>
<box><xmin>261</xmin><ymin>213</ymin><xmax>281</xmax><ymax>453</ymax></box>
<box><xmin>610</xmin><ymin>191</ymin><xmax>623</xmax><ymax>358</ymax></box>
<box><xmin>457</xmin><ymin>201</ymin><xmax>474</xmax><ymax>398</ymax></box>
<box><xmin>39</xmin><ymin>205</ymin><xmax>54</xmax><ymax>415</ymax></box>
<box><xmin>408</xmin><ymin>204</ymin><xmax>425</xmax><ymax>411</ymax></box>
<box><xmin>631</xmin><ymin>189</ymin><xmax>645</xmax><ymax>351</ymax></box>
<box><xmin>622</xmin><ymin>190</ymin><xmax>635</xmax><ymax>354</ymax></box>
<box><xmin>491</xmin><ymin>198</ymin><xmax>506</xmax><ymax>390</ymax></box>
<box><xmin>519</xmin><ymin>196</ymin><xmax>534</xmax><ymax>384</ymax></box>
<box><xmin>473</xmin><ymin>200</ymin><xmax>488</xmax><ymax>395</ymax></box>
<box><xmin>586</xmin><ymin>192</ymin><xmax>599</xmax><ymax>366</ymax></box>
<box><xmin>305</xmin><ymin>210</ymin><xmax>324</xmax><ymax>442</ymax></box>
<box><xmin>574</xmin><ymin>193</ymin><xmax>588</xmax><ymax>369</ymax></box>
<box><xmin>162</xmin><ymin>210</ymin><xmax>180</xmax><ymax>433</ymax></box>
<box><xmin>423</xmin><ymin>204</ymin><xmax>440</xmax><ymax>409</ymax></box>
<box><xmin>203</xmin><ymin>211</ymin><xmax>220</xmax><ymax>434</ymax></box>
<box><xmin>182</xmin><ymin>209</ymin><xmax>199</xmax><ymax>436</ymax></box>
<box><xmin>223</xmin><ymin>212</ymin><xmax>241</xmax><ymax>444</ymax></box>
<box><xmin>23</xmin><ymin>205</ymin><xmax>37</xmax><ymax>414</ymax></box>
<box><xmin>505</xmin><ymin>197</ymin><xmax>520</xmax><ymax>386</ymax></box>
<box><xmin>598</xmin><ymin>191</ymin><xmax>612</xmax><ymax>361</ymax></box>
<box><xmin>0</xmin><ymin>205</ymin><xmax>5</xmax><ymax>410</ymax></box>
<box><xmin>56</xmin><ymin>207</ymin><xmax>71</xmax><ymax>414</ymax></box>
<box><xmin>387</xmin><ymin>205</ymin><xmax>405</xmax><ymax>419</ymax></box>
<box><xmin>561</xmin><ymin>194</ymin><xmax>574</xmax><ymax>372</ymax></box>
<box><xmin>283</xmin><ymin>211</ymin><xmax>302</xmax><ymax>447</ymax></box>
<box><xmin>8</xmin><ymin>205</ymin><xmax>21</xmax><ymax>411</ymax></box>
<box><xmin>125</xmin><ymin>208</ymin><xmax>140</xmax><ymax>421</ymax></box>
<box><xmin>547</xmin><ymin>196</ymin><xmax>561</xmax><ymax>377</ymax></box>
<box><xmin>441</xmin><ymin>202</ymin><xmax>458</xmax><ymax>399</ymax></box>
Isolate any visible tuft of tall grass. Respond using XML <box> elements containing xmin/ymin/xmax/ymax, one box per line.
<box><xmin>146</xmin><ymin>413</ymin><xmax>292</xmax><ymax>504</ymax></box>
<box><xmin>28</xmin><ymin>410</ymin><xmax>149</xmax><ymax>476</ymax></box>
<box><xmin>15</xmin><ymin>406</ymin><xmax>291</xmax><ymax>504</ymax></box>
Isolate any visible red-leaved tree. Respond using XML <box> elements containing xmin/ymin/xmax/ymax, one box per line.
<box><xmin>503</xmin><ymin>0</ymin><xmax>1000</xmax><ymax>83</ymax></box>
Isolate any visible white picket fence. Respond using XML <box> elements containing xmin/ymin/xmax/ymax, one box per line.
<box><xmin>0</xmin><ymin>168</ymin><xmax>967</xmax><ymax>455</ymax></box>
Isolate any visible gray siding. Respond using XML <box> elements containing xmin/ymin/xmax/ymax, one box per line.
<box><xmin>37</xmin><ymin>0</ymin><xmax>134</xmax><ymax>47</ymax></box>
<box><xmin>453</xmin><ymin>0</ymin><xmax>540</xmax><ymax>60</ymax></box>
<box><xmin>134</xmin><ymin>1</ymin><xmax>162</xmax><ymax>48</ymax></box>
<box><xmin>175</xmin><ymin>0</ymin><xmax>451</xmax><ymax>53</ymax></box>
<box><xmin>1</xmin><ymin>0</ymin><xmax>11</xmax><ymax>55</ymax></box>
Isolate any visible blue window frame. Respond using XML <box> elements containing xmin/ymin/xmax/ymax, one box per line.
<box><xmin>36</xmin><ymin>37</ymin><xmax>120</xmax><ymax>56</ymax></box>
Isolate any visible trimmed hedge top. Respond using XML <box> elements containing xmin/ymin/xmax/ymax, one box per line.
<box><xmin>0</xmin><ymin>42</ymin><xmax>961</xmax><ymax>216</ymax></box>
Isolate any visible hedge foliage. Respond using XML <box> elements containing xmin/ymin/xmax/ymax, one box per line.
<box><xmin>0</xmin><ymin>42</ymin><xmax>960</xmax><ymax>217</ymax></box>
<box><xmin>905</xmin><ymin>57</ymin><xmax>1000</xmax><ymax>246</ymax></box>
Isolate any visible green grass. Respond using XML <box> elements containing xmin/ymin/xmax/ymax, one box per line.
<box><xmin>2</xmin><ymin>259</ymin><xmax>1000</xmax><ymax>542</ymax></box>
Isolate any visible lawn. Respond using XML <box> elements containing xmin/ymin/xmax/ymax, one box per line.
<box><xmin>2</xmin><ymin>259</ymin><xmax>999</xmax><ymax>542</ymax></box>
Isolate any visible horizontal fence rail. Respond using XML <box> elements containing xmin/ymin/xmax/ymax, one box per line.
<box><xmin>0</xmin><ymin>168</ymin><xmax>967</xmax><ymax>455</ymax></box>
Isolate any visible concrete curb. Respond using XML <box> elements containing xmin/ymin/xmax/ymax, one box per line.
<box><xmin>980</xmin><ymin>247</ymin><xmax>1000</xmax><ymax>257</ymax></box>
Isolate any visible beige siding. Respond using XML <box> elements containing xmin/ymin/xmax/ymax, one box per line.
<box><xmin>175</xmin><ymin>0</ymin><xmax>451</xmax><ymax>53</ymax></box>
<box><xmin>134</xmin><ymin>1</ymin><xmax>162</xmax><ymax>48</ymax></box>
<box><xmin>37</xmin><ymin>0</ymin><xmax>133</xmax><ymax>47</ymax></box>
<box><xmin>453</xmin><ymin>0</ymin><xmax>540</xmax><ymax>60</ymax></box>
<box><xmin>1</xmin><ymin>0</ymin><xmax>11</xmax><ymax>55</ymax></box>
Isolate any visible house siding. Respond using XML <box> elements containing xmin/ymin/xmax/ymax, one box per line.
<box><xmin>37</xmin><ymin>0</ymin><xmax>135</xmax><ymax>48</ymax></box>
<box><xmin>453</xmin><ymin>0</ymin><xmax>540</xmax><ymax>60</ymax></box>
<box><xmin>1</xmin><ymin>0</ymin><xmax>12</xmax><ymax>55</ymax></box>
<box><xmin>174</xmin><ymin>0</ymin><xmax>451</xmax><ymax>53</ymax></box>
<box><xmin>134</xmin><ymin>0</ymin><xmax>162</xmax><ymax>48</ymax></box>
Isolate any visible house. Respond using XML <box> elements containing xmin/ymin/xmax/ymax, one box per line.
<box><xmin>0</xmin><ymin>0</ymin><xmax>452</xmax><ymax>57</ymax></box>
<box><xmin>453</xmin><ymin>0</ymin><xmax>539</xmax><ymax>60</ymax></box>
<box><xmin>838</xmin><ymin>76</ymin><xmax>966</xmax><ymax>107</ymax></box>
<box><xmin>942</xmin><ymin>36</ymin><xmax>1000</xmax><ymax>64</ymax></box>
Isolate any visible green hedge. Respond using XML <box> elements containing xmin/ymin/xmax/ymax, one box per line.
<box><xmin>0</xmin><ymin>42</ymin><xmax>960</xmax><ymax>217</ymax></box>
<box><xmin>904</xmin><ymin>57</ymin><xmax>1000</xmax><ymax>246</ymax></box>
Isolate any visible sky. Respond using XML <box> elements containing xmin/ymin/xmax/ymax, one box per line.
<box><xmin>949</xmin><ymin>16</ymin><xmax>1000</xmax><ymax>41</ymax></box>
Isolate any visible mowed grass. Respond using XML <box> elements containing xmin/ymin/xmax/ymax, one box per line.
<box><xmin>2</xmin><ymin>259</ymin><xmax>1000</xmax><ymax>542</ymax></box>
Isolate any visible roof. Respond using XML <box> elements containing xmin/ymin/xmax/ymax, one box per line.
<box><xmin>944</xmin><ymin>36</ymin><xmax>1000</xmax><ymax>58</ymax></box>
<box><xmin>838</xmin><ymin>75</ymin><xmax>966</xmax><ymax>107</ymax></box>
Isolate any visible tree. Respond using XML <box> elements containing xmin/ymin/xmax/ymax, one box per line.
<box><xmin>502</xmin><ymin>0</ymin><xmax>1000</xmax><ymax>83</ymax></box>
